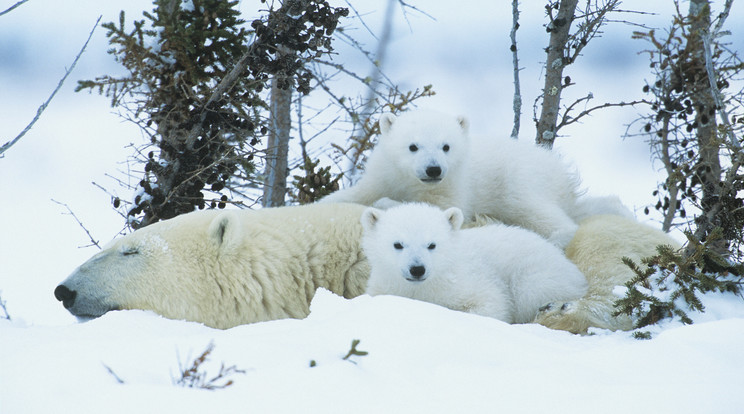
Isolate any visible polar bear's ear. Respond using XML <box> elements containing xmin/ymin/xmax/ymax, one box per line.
<box><xmin>443</xmin><ymin>207</ymin><xmax>464</xmax><ymax>231</ymax></box>
<box><xmin>379</xmin><ymin>113</ymin><xmax>396</xmax><ymax>134</ymax></box>
<box><xmin>361</xmin><ymin>207</ymin><xmax>383</xmax><ymax>232</ymax></box>
<box><xmin>456</xmin><ymin>116</ymin><xmax>469</xmax><ymax>134</ymax></box>
<box><xmin>208</xmin><ymin>212</ymin><xmax>241</xmax><ymax>251</ymax></box>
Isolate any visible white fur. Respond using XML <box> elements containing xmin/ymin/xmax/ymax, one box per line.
<box><xmin>534</xmin><ymin>214</ymin><xmax>681</xmax><ymax>333</ymax></box>
<box><xmin>55</xmin><ymin>203</ymin><xmax>370</xmax><ymax>329</ymax></box>
<box><xmin>361</xmin><ymin>203</ymin><xmax>589</xmax><ymax>323</ymax></box>
<box><xmin>322</xmin><ymin>110</ymin><xmax>587</xmax><ymax>248</ymax></box>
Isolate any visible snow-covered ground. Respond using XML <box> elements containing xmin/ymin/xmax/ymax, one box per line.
<box><xmin>2</xmin><ymin>1</ymin><xmax>744</xmax><ymax>413</ymax></box>
<box><xmin>3</xmin><ymin>290</ymin><xmax>744</xmax><ymax>413</ymax></box>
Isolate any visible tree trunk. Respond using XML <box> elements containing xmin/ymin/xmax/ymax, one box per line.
<box><xmin>686</xmin><ymin>0</ymin><xmax>725</xmax><ymax>255</ymax></box>
<box><xmin>535</xmin><ymin>0</ymin><xmax>579</xmax><ymax>149</ymax></box>
<box><xmin>262</xmin><ymin>76</ymin><xmax>292</xmax><ymax>207</ymax></box>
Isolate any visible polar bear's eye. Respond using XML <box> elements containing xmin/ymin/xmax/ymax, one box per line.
<box><xmin>442</xmin><ymin>144</ymin><xmax>450</xmax><ymax>152</ymax></box>
<box><xmin>122</xmin><ymin>248</ymin><xmax>139</xmax><ymax>256</ymax></box>
<box><xmin>393</xmin><ymin>242</ymin><xmax>403</xmax><ymax>250</ymax></box>
<box><xmin>408</xmin><ymin>144</ymin><xmax>418</xmax><ymax>152</ymax></box>
<box><xmin>428</xmin><ymin>243</ymin><xmax>436</xmax><ymax>250</ymax></box>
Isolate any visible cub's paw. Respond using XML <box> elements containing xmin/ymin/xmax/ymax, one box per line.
<box><xmin>547</xmin><ymin>227</ymin><xmax>578</xmax><ymax>249</ymax></box>
<box><xmin>538</xmin><ymin>301</ymin><xmax>576</xmax><ymax>315</ymax></box>
<box><xmin>372</xmin><ymin>197</ymin><xmax>403</xmax><ymax>209</ymax></box>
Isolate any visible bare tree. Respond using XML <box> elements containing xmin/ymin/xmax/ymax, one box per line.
<box><xmin>509</xmin><ymin>0</ymin><xmax>522</xmax><ymax>139</ymax></box>
<box><xmin>532</xmin><ymin>0</ymin><xmax>643</xmax><ymax>148</ymax></box>
<box><xmin>262</xmin><ymin>57</ymin><xmax>292</xmax><ymax>207</ymax></box>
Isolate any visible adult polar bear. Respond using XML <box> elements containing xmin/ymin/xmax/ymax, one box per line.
<box><xmin>535</xmin><ymin>214</ymin><xmax>681</xmax><ymax>333</ymax></box>
<box><xmin>54</xmin><ymin>203</ymin><xmax>369</xmax><ymax>329</ymax></box>
<box><xmin>321</xmin><ymin>110</ymin><xmax>596</xmax><ymax>247</ymax></box>
<box><xmin>55</xmin><ymin>203</ymin><xmax>675</xmax><ymax>333</ymax></box>
<box><xmin>361</xmin><ymin>203</ymin><xmax>589</xmax><ymax>324</ymax></box>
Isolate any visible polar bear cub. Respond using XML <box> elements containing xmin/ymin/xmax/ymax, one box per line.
<box><xmin>322</xmin><ymin>110</ymin><xmax>585</xmax><ymax>247</ymax></box>
<box><xmin>361</xmin><ymin>203</ymin><xmax>589</xmax><ymax>323</ymax></box>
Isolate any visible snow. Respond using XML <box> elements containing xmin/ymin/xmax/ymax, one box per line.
<box><xmin>2</xmin><ymin>0</ymin><xmax>744</xmax><ymax>413</ymax></box>
<box><xmin>2</xmin><ymin>289</ymin><xmax>744</xmax><ymax>413</ymax></box>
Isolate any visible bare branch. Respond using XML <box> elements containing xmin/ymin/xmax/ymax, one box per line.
<box><xmin>712</xmin><ymin>0</ymin><xmax>733</xmax><ymax>34</ymax></box>
<box><xmin>342</xmin><ymin>0</ymin><xmax>379</xmax><ymax>40</ymax></box>
<box><xmin>700</xmin><ymin>31</ymin><xmax>739</xmax><ymax>151</ymax></box>
<box><xmin>0</xmin><ymin>0</ymin><xmax>29</xmax><ymax>17</ymax></box>
<box><xmin>51</xmin><ymin>199</ymin><xmax>101</xmax><ymax>249</ymax></box>
<box><xmin>396</xmin><ymin>0</ymin><xmax>436</xmax><ymax>28</ymax></box>
<box><xmin>557</xmin><ymin>95</ymin><xmax>649</xmax><ymax>130</ymax></box>
<box><xmin>0</xmin><ymin>292</ymin><xmax>10</xmax><ymax>321</ymax></box>
<box><xmin>0</xmin><ymin>16</ymin><xmax>101</xmax><ymax>157</ymax></box>
<box><xmin>102</xmin><ymin>364</ymin><xmax>126</xmax><ymax>384</ymax></box>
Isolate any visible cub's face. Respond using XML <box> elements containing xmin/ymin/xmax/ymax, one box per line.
<box><xmin>361</xmin><ymin>205</ymin><xmax>464</xmax><ymax>284</ymax></box>
<box><xmin>378</xmin><ymin>112</ymin><xmax>469</xmax><ymax>184</ymax></box>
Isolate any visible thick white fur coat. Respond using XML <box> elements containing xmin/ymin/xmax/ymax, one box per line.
<box><xmin>362</xmin><ymin>203</ymin><xmax>589</xmax><ymax>323</ymax></box>
<box><xmin>322</xmin><ymin>110</ymin><xmax>588</xmax><ymax>247</ymax></box>
<box><xmin>56</xmin><ymin>203</ymin><xmax>369</xmax><ymax>329</ymax></box>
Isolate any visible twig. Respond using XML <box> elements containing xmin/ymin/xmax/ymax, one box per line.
<box><xmin>0</xmin><ymin>0</ymin><xmax>28</xmax><ymax>17</ymax></box>
<box><xmin>0</xmin><ymin>16</ymin><xmax>101</xmax><ymax>157</ymax></box>
<box><xmin>342</xmin><ymin>339</ymin><xmax>368</xmax><ymax>364</ymax></box>
<box><xmin>174</xmin><ymin>342</ymin><xmax>245</xmax><ymax>390</ymax></box>
<box><xmin>557</xmin><ymin>95</ymin><xmax>649</xmax><ymax>130</ymax></box>
<box><xmin>712</xmin><ymin>0</ymin><xmax>733</xmax><ymax>34</ymax></box>
<box><xmin>51</xmin><ymin>199</ymin><xmax>101</xmax><ymax>249</ymax></box>
<box><xmin>700</xmin><ymin>31</ymin><xmax>739</xmax><ymax>151</ymax></box>
<box><xmin>397</xmin><ymin>0</ymin><xmax>435</xmax><ymax>27</ymax></box>
<box><xmin>0</xmin><ymin>292</ymin><xmax>11</xmax><ymax>321</ymax></box>
<box><xmin>103</xmin><ymin>364</ymin><xmax>125</xmax><ymax>384</ymax></box>
<box><xmin>509</xmin><ymin>0</ymin><xmax>522</xmax><ymax>139</ymax></box>
<box><xmin>342</xmin><ymin>0</ymin><xmax>379</xmax><ymax>41</ymax></box>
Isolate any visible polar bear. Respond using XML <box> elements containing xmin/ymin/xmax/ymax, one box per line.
<box><xmin>361</xmin><ymin>203</ymin><xmax>589</xmax><ymax>323</ymax></box>
<box><xmin>534</xmin><ymin>214</ymin><xmax>681</xmax><ymax>334</ymax></box>
<box><xmin>321</xmin><ymin>110</ymin><xmax>588</xmax><ymax>247</ymax></box>
<box><xmin>54</xmin><ymin>203</ymin><xmax>370</xmax><ymax>329</ymax></box>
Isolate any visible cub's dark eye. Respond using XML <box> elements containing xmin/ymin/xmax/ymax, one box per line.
<box><xmin>428</xmin><ymin>243</ymin><xmax>436</xmax><ymax>250</ymax></box>
<box><xmin>393</xmin><ymin>242</ymin><xmax>403</xmax><ymax>250</ymax></box>
<box><xmin>409</xmin><ymin>144</ymin><xmax>418</xmax><ymax>152</ymax></box>
<box><xmin>442</xmin><ymin>144</ymin><xmax>450</xmax><ymax>152</ymax></box>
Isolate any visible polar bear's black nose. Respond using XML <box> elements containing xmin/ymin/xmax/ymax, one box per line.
<box><xmin>54</xmin><ymin>285</ymin><xmax>77</xmax><ymax>309</ymax></box>
<box><xmin>409</xmin><ymin>265</ymin><xmax>426</xmax><ymax>280</ymax></box>
<box><xmin>425</xmin><ymin>166</ymin><xmax>442</xmax><ymax>178</ymax></box>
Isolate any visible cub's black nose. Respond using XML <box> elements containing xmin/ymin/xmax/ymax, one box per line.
<box><xmin>425</xmin><ymin>166</ymin><xmax>442</xmax><ymax>178</ymax></box>
<box><xmin>54</xmin><ymin>285</ymin><xmax>77</xmax><ymax>309</ymax></box>
<box><xmin>409</xmin><ymin>265</ymin><xmax>426</xmax><ymax>279</ymax></box>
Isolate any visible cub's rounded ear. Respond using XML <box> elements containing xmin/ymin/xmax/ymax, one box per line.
<box><xmin>456</xmin><ymin>116</ymin><xmax>469</xmax><ymax>133</ymax></box>
<box><xmin>361</xmin><ymin>207</ymin><xmax>383</xmax><ymax>232</ymax></box>
<box><xmin>208</xmin><ymin>211</ymin><xmax>241</xmax><ymax>251</ymax></box>
<box><xmin>443</xmin><ymin>207</ymin><xmax>464</xmax><ymax>231</ymax></box>
<box><xmin>379</xmin><ymin>113</ymin><xmax>397</xmax><ymax>134</ymax></box>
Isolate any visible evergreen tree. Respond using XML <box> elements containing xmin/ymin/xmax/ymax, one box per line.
<box><xmin>78</xmin><ymin>0</ymin><xmax>347</xmax><ymax>228</ymax></box>
<box><xmin>634</xmin><ymin>0</ymin><xmax>743</xmax><ymax>260</ymax></box>
<box><xmin>618</xmin><ymin>0</ymin><xmax>744</xmax><ymax>330</ymax></box>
